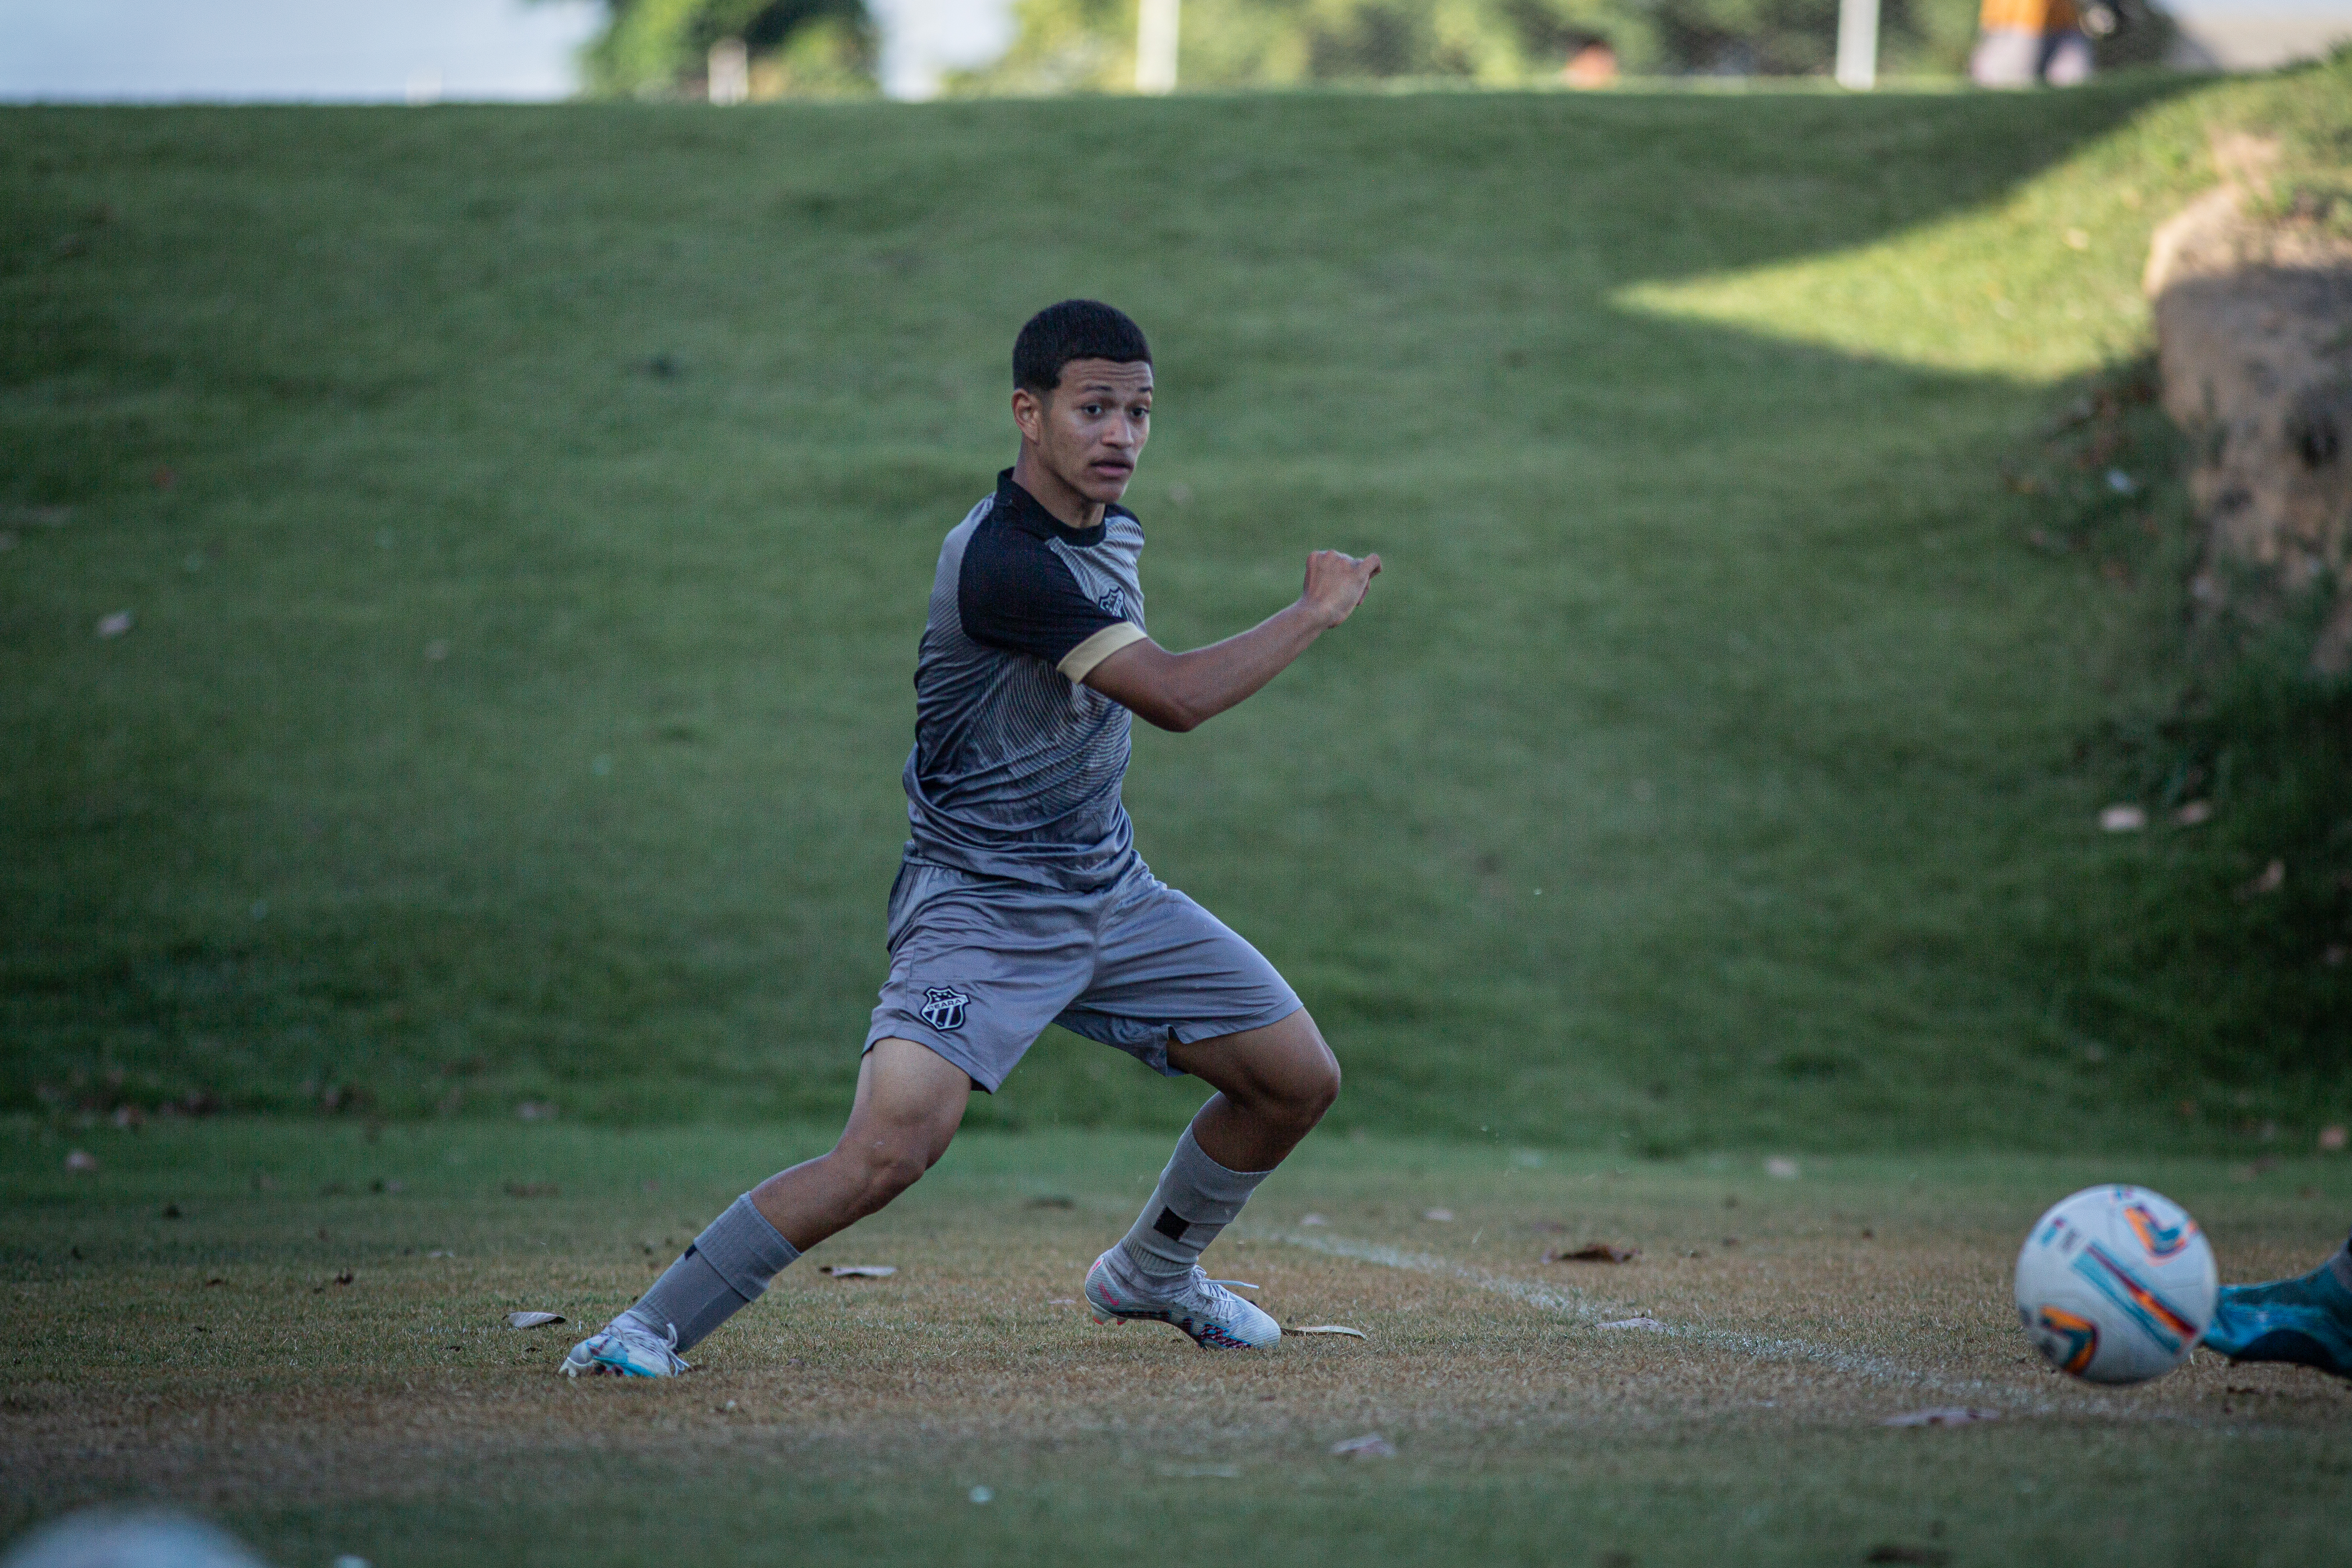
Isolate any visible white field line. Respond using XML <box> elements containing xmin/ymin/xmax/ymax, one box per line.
<box><xmin>1252</xmin><ymin>1227</ymin><xmax>2082</xmax><ymax>1411</ymax></box>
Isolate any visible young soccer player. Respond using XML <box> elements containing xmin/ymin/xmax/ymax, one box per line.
<box><xmin>563</xmin><ymin>300</ymin><xmax>1381</xmax><ymax>1375</ymax></box>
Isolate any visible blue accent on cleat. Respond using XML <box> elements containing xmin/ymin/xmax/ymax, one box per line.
<box><xmin>2201</xmin><ymin>1250</ymin><xmax>2352</xmax><ymax>1379</ymax></box>
<box><xmin>560</xmin><ymin>1317</ymin><xmax>692</xmax><ymax>1379</ymax></box>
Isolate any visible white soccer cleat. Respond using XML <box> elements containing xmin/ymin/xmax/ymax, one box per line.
<box><xmin>1084</xmin><ymin>1250</ymin><xmax>1281</xmax><ymax>1350</ymax></box>
<box><xmin>560</xmin><ymin>1317</ymin><xmax>692</xmax><ymax>1379</ymax></box>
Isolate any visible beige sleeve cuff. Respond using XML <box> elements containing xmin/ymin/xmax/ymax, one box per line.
<box><xmin>1057</xmin><ymin>621</ymin><xmax>1148</xmax><ymax>684</ymax></box>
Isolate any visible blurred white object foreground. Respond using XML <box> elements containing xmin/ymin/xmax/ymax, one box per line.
<box><xmin>1</xmin><ymin>1510</ymin><xmax>273</xmax><ymax>1568</ymax></box>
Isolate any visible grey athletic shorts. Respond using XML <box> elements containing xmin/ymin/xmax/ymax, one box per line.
<box><xmin>862</xmin><ymin>860</ymin><xmax>1303</xmax><ymax>1092</ymax></box>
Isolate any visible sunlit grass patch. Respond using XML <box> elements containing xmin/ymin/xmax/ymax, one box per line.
<box><xmin>1617</xmin><ymin>62</ymin><xmax>2352</xmax><ymax>378</ymax></box>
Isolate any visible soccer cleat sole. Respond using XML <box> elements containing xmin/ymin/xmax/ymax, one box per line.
<box><xmin>1085</xmin><ymin>1298</ymin><xmax>1270</xmax><ymax>1350</ymax></box>
<box><xmin>561</xmin><ymin>1355</ymin><xmax>684</xmax><ymax>1379</ymax></box>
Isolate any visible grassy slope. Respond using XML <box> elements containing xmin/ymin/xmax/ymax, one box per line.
<box><xmin>1</xmin><ymin>68</ymin><xmax>2345</xmax><ymax>1149</ymax></box>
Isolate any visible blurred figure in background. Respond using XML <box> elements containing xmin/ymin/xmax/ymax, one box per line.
<box><xmin>1972</xmin><ymin>0</ymin><xmax>2095</xmax><ymax>86</ymax></box>
<box><xmin>1561</xmin><ymin>38</ymin><xmax>1619</xmax><ymax>89</ymax></box>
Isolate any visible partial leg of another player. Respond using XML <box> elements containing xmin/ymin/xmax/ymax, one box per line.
<box><xmin>1084</xmin><ymin>1007</ymin><xmax>1340</xmax><ymax>1350</ymax></box>
<box><xmin>562</xmin><ymin>1038</ymin><xmax>969</xmax><ymax>1377</ymax></box>
<box><xmin>2203</xmin><ymin>1227</ymin><xmax>2352</xmax><ymax>1378</ymax></box>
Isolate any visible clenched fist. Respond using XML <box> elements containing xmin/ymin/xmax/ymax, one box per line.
<box><xmin>1300</xmin><ymin>549</ymin><xmax>1382</xmax><ymax>629</ymax></box>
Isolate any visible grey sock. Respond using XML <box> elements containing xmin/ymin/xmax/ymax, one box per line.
<box><xmin>1116</xmin><ymin>1124</ymin><xmax>1273</xmax><ymax>1282</ymax></box>
<box><xmin>621</xmin><ymin>1193</ymin><xmax>800</xmax><ymax>1352</ymax></box>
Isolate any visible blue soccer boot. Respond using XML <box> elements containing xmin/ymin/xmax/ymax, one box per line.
<box><xmin>2201</xmin><ymin>1235</ymin><xmax>2352</xmax><ymax>1378</ymax></box>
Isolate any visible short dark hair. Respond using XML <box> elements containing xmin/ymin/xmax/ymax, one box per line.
<box><xmin>1013</xmin><ymin>300</ymin><xmax>1152</xmax><ymax>395</ymax></box>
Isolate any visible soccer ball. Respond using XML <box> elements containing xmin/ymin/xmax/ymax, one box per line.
<box><xmin>2013</xmin><ymin>1184</ymin><xmax>2218</xmax><ymax>1385</ymax></box>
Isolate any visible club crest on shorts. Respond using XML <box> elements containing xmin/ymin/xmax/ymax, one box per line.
<box><xmin>919</xmin><ymin>986</ymin><xmax>970</xmax><ymax>1033</ymax></box>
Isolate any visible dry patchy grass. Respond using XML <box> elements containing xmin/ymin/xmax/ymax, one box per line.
<box><xmin>6</xmin><ymin>1123</ymin><xmax>2351</xmax><ymax>1564</ymax></box>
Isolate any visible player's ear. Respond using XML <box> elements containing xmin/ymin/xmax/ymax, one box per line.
<box><xmin>1011</xmin><ymin>386</ymin><xmax>1046</xmax><ymax>444</ymax></box>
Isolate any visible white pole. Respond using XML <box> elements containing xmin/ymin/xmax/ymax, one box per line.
<box><xmin>1136</xmin><ymin>0</ymin><xmax>1179</xmax><ymax>94</ymax></box>
<box><xmin>708</xmin><ymin>37</ymin><xmax>749</xmax><ymax>103</ymax></box>
<box><xmin>1834</xmin><ymin>0</ymin><xmax>1879</xmax><ymax>89</ymax></box>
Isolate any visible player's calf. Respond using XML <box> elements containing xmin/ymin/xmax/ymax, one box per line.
<box><xmin>561</xmin><ymin>1038</ymin><xmax>968</xmax><ymax>1378</ymax></box>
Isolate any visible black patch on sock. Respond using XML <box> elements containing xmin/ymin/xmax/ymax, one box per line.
<box><xmin>1152</xmin><ymin>1205</ymin><xmax>1193</xmax><ymax>1242</ymax></box>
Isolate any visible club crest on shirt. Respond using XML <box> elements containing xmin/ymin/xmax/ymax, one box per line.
<box><xmin>1096</xmin><ymin>586</ymin><xmax>1125</xmax><ymax>618</ymax></box>
<box><xmin>920</xmin><ymin>986</ymin><xmax>970</xmax><ymax>1032</ymax></box>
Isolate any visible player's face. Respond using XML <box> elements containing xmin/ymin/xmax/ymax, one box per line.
<box><xmin>1028</xmin><ymin>359</ymin><xmax>1152</xmax><ymax>505</ymax></box>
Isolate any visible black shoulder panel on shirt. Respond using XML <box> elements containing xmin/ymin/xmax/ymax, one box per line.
<box><xmin>957</xmin><ymin>510</ymin><xmax>1125</xmax><ymax>668</ymax></box>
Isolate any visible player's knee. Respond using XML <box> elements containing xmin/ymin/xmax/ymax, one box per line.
<box><xmin>1296</xmin><ymin>1056</ymin><xmax>1341</xmax><ymax>1124</ymax></box>
<box><xmin>871</xmin><ymin>1147</ymin><xmax>931</xmax><ymax>1199</ymax></box>
<box><xmin>842</xmin><ymin>1138</ymin><xmax>931</xmax><ymax>1209</ymax></box>
<box><xmin>1264</xmin><ymin>1057</ymin><xmax>1338</xmax><ymax>1135</ymax></box>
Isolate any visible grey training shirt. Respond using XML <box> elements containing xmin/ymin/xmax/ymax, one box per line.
<box><xmin>898</xmin><ymin>470</ymin><xmax>1152</xmax><ymax>891</ymax></box>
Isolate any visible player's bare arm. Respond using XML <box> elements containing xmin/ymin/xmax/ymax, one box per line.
<box><xmin>1007</xmin><ymin>350</ymin><xmax>1382</xmax><ymax>733</ymax></box>
<box><xmin>1082</xmin><ymin>549</ymin><xmax>1380</xmax><ymax>732</ymax></box>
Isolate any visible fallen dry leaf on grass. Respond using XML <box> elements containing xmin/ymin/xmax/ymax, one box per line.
<box><xmin>1880</xmin><ymin>1407</ymin><xmax>1998</xmax><ymax>1427</ymax></box>
<box><xmin>1422</xmin><ymin>1208</ymin><xmax>1454</xmax><ymax>1222</ymax></box>
<box><xmin>506</xmin><ymin>1312</ymin><xmax>565</xmax><ymax>1330</ymax></box>
<box><xmin>1546</xmin><ymin>1243</ymin><xmax>1638</xmax><ymax>1264</ymax></box>
<box><xmin>1329</xmin><ymin>1433</ymin><xmax>1395</xmax><ymax>1458</ymax></box>
<box><xmin>819</xmin><ymin>1265</ymin><xmax>897</xmax><ymax>1278</ymax></box>
<box><xmin>2174</xmin><ymin>800</ymin><xmax>2214</xmax><ymax>826</ymax></box>
<box><xmin>2098</xmin><ymin>804</ymin><xmax>2147</xmax><ymax>832</ymax></box>
<box><xmin>2321</xmin><ymin>1125</ymin><xmax>2347</xmax><ymax>1152</ymax></box>
<box><xmin>63</xmin><ymin>1150</ymin><xmax>96</xmax><ymax>1173</ymax></box>
<box><xmin>2238</xmin><ymin>860</ymin><xmax>2286</xmax><ymax>900</ymax></box>
<box><xmin>1290</xmin><ymin>1325</ymin><xmax>1367</xmax><ymax>1338</ymax></box>
<box><xmin>1764</xmin><ymin>1157</ymin><xmax>1800</xmax><ymax>1179</ymax></box>
<box><xmin>96</xmin><ymin>610</ymin><xmax>133</xmax><ymax>638</ymax></box>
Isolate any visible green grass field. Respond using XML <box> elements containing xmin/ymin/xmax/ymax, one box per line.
<box><xmin>6</xmin><ymin>65</ymin><xmax>2348</xmax><ymax>1152</ymax></box>
<box><xmin>9</xmin><ymin>1121</ymin><xmax>2352</xmax><ymax>1566</ymax></box>
<box><xmin>7</xmin><ymin>63</ymin><xmax>2352</xmax><ymax>1562</ymax></box>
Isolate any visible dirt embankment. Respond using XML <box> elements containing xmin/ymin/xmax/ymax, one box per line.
<box><xmin>2147</xmin><ymin>134</ymin><xmax>2352</xmax><ymax>671</ymax></box>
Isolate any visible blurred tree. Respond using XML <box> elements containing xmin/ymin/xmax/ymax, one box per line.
<box><xmin>953</xmin><ymin>0</ymin><xmax>2168</xmax><ymax>90</ymax></box>
<box><xmin>584</xmin><ymin>0</ymin><xmax>879</xmax><ymax>98</ymax></box>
